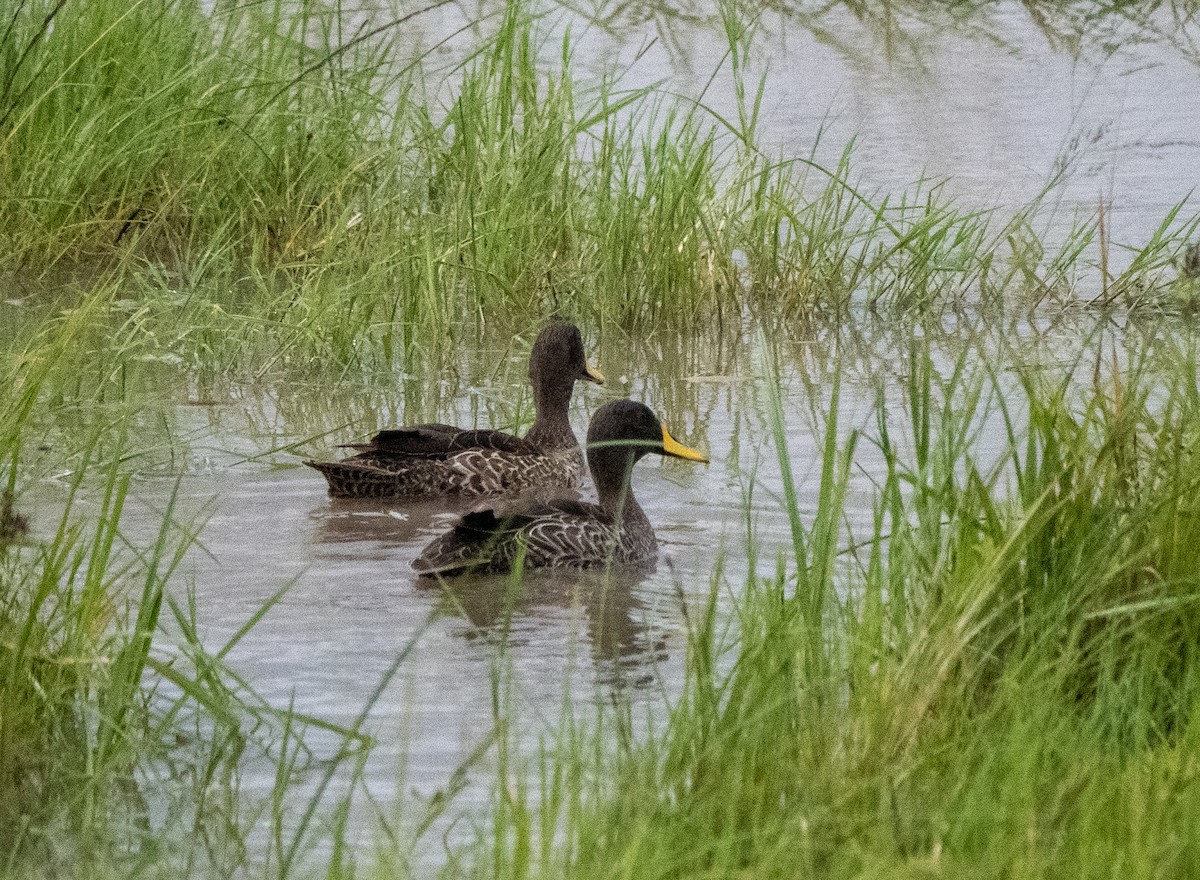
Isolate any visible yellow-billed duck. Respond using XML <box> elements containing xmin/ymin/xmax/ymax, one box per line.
<box><xmin>412</xmin><ymin>399</ymin><xmax>709</xmax><ymax>575</ymax></box>
<box><xmin>306</xmin><ymin>323</ymin><xmax>604</xmax><ymax>498</ymax></box>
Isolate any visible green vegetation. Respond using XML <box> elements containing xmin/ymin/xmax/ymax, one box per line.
<box><xmin>458</xmin><ymin>333</ymin><xmax>1200</xmax><ymax>878</ymax></box>
<box><xmin>0</xmin><ymin>306</ymin><xmax>372</xmax><ymax>877</ymax></box>
<box><xmin>4</xmin><ymin>0</ymin><xmax>1198</xmax><ymax>355</ymax></box>
<box><xmin>4</xmin><ymin>0</ymin><xmax>1200</xmax><ymax>877</ymax></box>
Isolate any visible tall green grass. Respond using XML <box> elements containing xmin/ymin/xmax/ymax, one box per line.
<box><xmin>9</xmin><ymin>279</ymin><xmax>1197</xmax><ymax>878</ymax></box>
<box><xmin>1</xmin><ymin>0</ymin><xmax>412</xmax><ymax>268</ymax></box>
<box><xmin>3</xmin><ymin>0</ymin><xmax>1197</xmax><ymax>357</ymax></box>
<box><xmin>0</xmin><ymin>305</ymin><xmax>379</xmax><ymax>877</ymax></box>
<box><xmin>444</xmin><ymin>331</ymin><xmax>1200</xmax><ymax>878</ymax></box>
<box><xmin>5</xmin><ymin>1</ymin><xmax>1200</xmax><ymax>877</ymax></box>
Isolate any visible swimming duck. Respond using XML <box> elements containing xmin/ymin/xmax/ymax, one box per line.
<box><xmin>305</xmin><ymin>323</ymin><xmax>604</xmax><ymax>498</ymax></box>
<box><xmin>412</xmin><ymin>399</ymin><xmax>709</xmax><ymax>575</ymax></box>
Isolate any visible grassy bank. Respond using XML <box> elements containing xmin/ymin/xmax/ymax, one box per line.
<box><xmin>0</xmin><ymin>307</ymin><xmax>380</xmax><ymax>878</ymax></box>
<box><xmin>11</xmin><ymin>305</ymin><xmax>1200</xmax><ymax>877</ymax></box>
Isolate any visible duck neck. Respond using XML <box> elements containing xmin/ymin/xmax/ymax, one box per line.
<box><xmin>593</xmin><ymin>451</ymin><xmax>649</xmax><ymax>532</ymax></box>
<box><xmin>524</xmin><ymin>380</ymin><xmax>575</xmax><ymax>449</ymax></box>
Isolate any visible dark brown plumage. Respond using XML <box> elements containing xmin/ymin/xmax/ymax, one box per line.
<box><xmin>0</xmin><ymin>490</ymin><xmax>29</xmax><ymax>545</ymax></box>
<box><xmin>412</xmin><ymin>399</ymin><xmax>709</xmax><ymax>576</ymax></box>
<box><xmin>1183</xmin><ymin>242</ymin><xmax>1200</xmax><ymax>280</ymax></box>
<box><xmin>305</xmin><ymin>323</ymin><xmax>604</xmax><ymax>498</ymax></box>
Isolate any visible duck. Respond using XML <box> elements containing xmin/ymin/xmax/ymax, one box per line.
<box><xmin>305</xmin><ymin>323</ymin><xmax>604</xmax><ymax>498</ymax></box>
<box><xmin>412</xmin><ymin>399</ymin><xmax>709</xmax><ymax>575</ymax></box>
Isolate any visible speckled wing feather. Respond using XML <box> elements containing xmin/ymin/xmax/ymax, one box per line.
<box><xmin>439</xmin><ymin>448</ymin><xmax>583</xmax><ymax>495</ymax></box>
<box><xmin>304</xmin><ymin>456</ymin><xmax>451</xmax><ymax>498</ymax></box>
<box><xmin>413</xmin><ymin>498</ymin><xmax>654</xmax><ymax>575</ymax></box>
<box><xmin>410</xmin><ymin>508</ymin><xmax>528</xmax><ymax>575</ymax></box>
<box><xmin>344</xmin><ymin>424</ymin><xmax>537</xmax><ymax>459</ymax></box>
<box><xmin>305</xmin><ymin>446</ymin><xmax>584</xmax><ymax>499</ymax></box>
<box><xmin>518</xmin><ymin>506</ymin><xmax>622</xmax><ymax>568</ymax></box>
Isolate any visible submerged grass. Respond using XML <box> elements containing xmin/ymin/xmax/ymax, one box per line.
<box><xmin>13</xmin><ymin>300</ymin><xmax>1200</xmax><ymax>876</ymax></box>
<box><xmin>0</xmin><ymin>307</ymin><xmax>380</xmax><ymax>877</ymax></box>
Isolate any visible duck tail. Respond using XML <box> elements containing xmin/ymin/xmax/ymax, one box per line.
<box><xmin>304</xmin><ymin>459</ymin><xmax>405</xmax><ymax>498</ymax></box>
<box><xmin>412</xmin><ymin>510</ymin><xmax>516</xmax><ymax>576</ymax></box>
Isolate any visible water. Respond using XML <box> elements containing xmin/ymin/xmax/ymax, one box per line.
<box><xmin>16</xmin><ymin>307</ymin><xmax>1161</xmax><ymax>865</ymax></box>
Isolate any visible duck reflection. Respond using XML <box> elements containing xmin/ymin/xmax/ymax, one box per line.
<box><xmin>310</xmin><ymin>484</ymin><xmax>586</xmax><ymax>552</ymax></box>
<box><xmin>416</xmin><ymin>565</ymin><xmax>669</xmax><ymax>688</ymax></box>
<box><xmin>308</xmin><ymin>493</ymin><xmax>668</xmax><ymax>685</ymax></box>
<box><xmin>312</xmin><ymin>496</ymin><xmax>479</xmax><ymax>550</ymax></box>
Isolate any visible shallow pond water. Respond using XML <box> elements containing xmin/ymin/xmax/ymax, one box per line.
<box><xmin>14</xmin><ymin>305</ymin><xmax>1180</xmax><ymax>864</ymax></box>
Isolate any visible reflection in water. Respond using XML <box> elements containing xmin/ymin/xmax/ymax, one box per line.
<box><xmin>313</xmin><ymin>496</ymin><xmax>480</xmax><ymax>550</ymax></box>
<box><xmin>387</xmin><ymin>0</ymin><xmax>1200</xmax><ymax>250</ymax></box>
<box><xmin>415</xmin><ymin>565</ymin><xmax>667</xmax><ymax>687</ymax></box>
<box><xmin>7</xmin><ymin>2</ymin><xmax>1200</xmax><ymax>867</ymax></box>
<box><xmin>373</xmin><ymin>0</ymin><xmax>1200</xmax><ymax>70</ymax></box>
<box><xmin>311</xmin><ymin>489</ymin><xmax>667</xmax><ymax>685</ymax></box>
<box><xmin>309</xmin><ymin>487</ymin><xmax>666</xmax><ymax>683</ymax></box>
<box><xmin>560</xmin><ymin>0</ymin><xmax>1200</xmax><ymax>69</ymax></box>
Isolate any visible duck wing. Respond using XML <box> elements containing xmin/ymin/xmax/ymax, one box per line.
<box><xmin>341</xmin><ymin>424</ymin><xmax>536</xmax><ymax>459</ymax></box>
<box><xmin>305</xmin><ymin>443</ymin><xmax>584</xmax><ymax>498</ymax></box>
<box><xmin>412</xmin><ymin>499</ymin><xmax>615</xmax><ymax>576</ymax></box>
<box><xmin>410</xmin><ymin>508</ymin><xmax>527</xmax><ymax>575</ymax></box>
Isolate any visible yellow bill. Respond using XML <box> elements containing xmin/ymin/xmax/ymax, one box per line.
<box><xmin>585</xmin><ymin>363</ymin><xmax>606</xmax><ymax>384</ymax></box>
<box><xmin>661</xmin><ymin>424</ymin><xmax>709</xmax><ymax>463</ymax></box>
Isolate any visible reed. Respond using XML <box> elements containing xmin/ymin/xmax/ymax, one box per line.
<box><xmin>0</xmin><ymin>308</ymin><xmax>373</xmax><ymax>877</ymax></box>
<box><xmin>4</xmin><ymin>1</ymin><xmax>1200</xmax><ymax>877</ymax></box>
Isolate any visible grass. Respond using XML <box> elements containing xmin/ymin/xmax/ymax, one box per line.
<box><xmin>0</xmin><ymin>301</ymin><xmax>379</xmax><ymax>877</ymax></box>
<box><xmin>3</xmin><ymin>0</ymin><xmax>1199</xmax><ymax>357</ymax></box>
<box><xmin>0</xmin><ymin>310</ymin><xmax>200</xmax><ymax>870</ymax></box>
<box><xmin>4</xmin><ymin>0</ymin><xmax>1200</xmax><ymax>878</ymax></box>
<box><xmin>444</xmin><ymin>329</ymin><xmax>1200</xmax><ymax>879</ymax></box>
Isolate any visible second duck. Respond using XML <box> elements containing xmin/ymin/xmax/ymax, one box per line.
<box><xmin>306</xmin><ymin>323</ymin><xmax>604</xmax><ymax>498</ymax></box>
